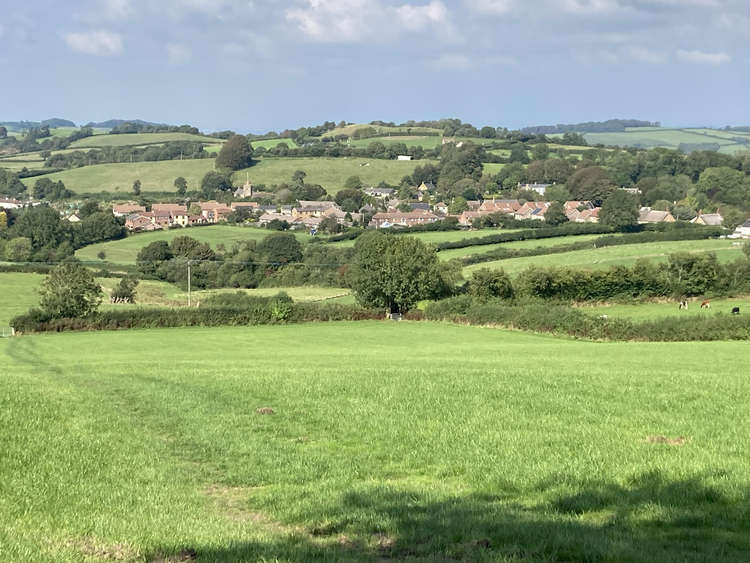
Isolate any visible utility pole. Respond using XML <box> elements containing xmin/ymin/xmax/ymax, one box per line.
<box><xmin>187</xmin><ymin>260</ymin><xmax>191</xmax><ymax>307</ymax></box>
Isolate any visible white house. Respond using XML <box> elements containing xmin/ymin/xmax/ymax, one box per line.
<box><xmin>729</xmin><ymin>220</ymin><xmax>750</xmax><ymax>239</ymax></box>
<box><xmin>397</xmin><ymin>155</ymin><xmax>413</xmax><ymax>161</ymax></box>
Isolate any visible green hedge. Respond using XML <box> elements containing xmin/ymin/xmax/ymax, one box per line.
<box><xmin>424</xmin><ymin>296</ymin><xmax>750</xmax><ymax>341</ymax></box>
<box><xmin>437</xmin><ymin>223</ymin><xmax>614</xmax><ymax>250</ymax></box>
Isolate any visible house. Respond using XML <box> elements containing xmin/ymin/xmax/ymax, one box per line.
<box><xmin>151</xmin><ymin>203</ymin><xmax>187</xmax><ymax>217</ymax></box>
<box><xmin>397</xmin><ymin>155</ymin><xmax>413</xmax><ymax>161</ymax></box>
<box><xmin>369</xmin><ymin>209</ymin><xmax>440</xmax><ymax>229</ymax></box>
<box><xmin>574</xmin><ymin>207</ymin><xmax>600</xmax><ymax>223</ymax></box>
<box><xmin>112</xmin><ymin>203</ymin><xmax>146</xmax><ymax>217</ymax></box>
<box><xmin>66</xmin><ymin>213</ymin><xmax>81</xmax><ymax>223</ymax></box>
<box><xmin>293</xmin><ymin>201</ymin><xmax>339</xmax><ymax>218</ymax></box>
<box><xmin>466</xmin><ymin>200</ymin><xmax>482</xmax><ymax>211</ymax></box>
<box><xmin>479</xmin><ymin>199</ymin><xmax>521</xmax><ymax>215</ymax></box>
<box><xmin>639</xmin><ymin>207</ymin><xmax>675</xmax><ymax>224</ymax></box>
<box><xmin>434</xmin><ymin>201</ymin><xmax>449</xmax><ymax>215</ymax></box>
<box><xmin>457</xmin><ymin>211</ymin><xmax>488</xmax><ymax>226</ymax></box>
<box><xmin>125</xmin><ymin>214</ymin><xmax>160</xmax><ymax>232</ymax></box>
<box><xmin>258</xmin><ymin>212</ymin><xmax>290</xmax><ymax>226</ymax></box>
<box><xmin>279</xmin><ymin>205</ymin><xmax>294</xmax><ymax>216</ymax></box>
<box><xmin>364</xmin><ymin>187</ymin><xmax>394</xmax><ymax>199</ymax></box>
<box><xmin>729</xmin><ymin>220</ymin><xmax>750</xmax><ymax>239</ymax></box>
<box><xmin>691</xmin><ymin>213</ymin><xmax>723</xmax><ymax>226</ymax></box>
<box><xmin>514</xmin><ymin>201</ymin><xmax>550</xmax><ymax>221</ymax></box>
<box><xmin>0</xmin><ymin>197</ymin><xmax>23</xmax><ymax>210</ymax></box>
<box><xmin>418</xmin><ymin>181</ymin><xmax>436</xmax><ymax>193</ymax></box>
<box><xmin>519</xmin><ymin>183</ymin><xmax>551</xmax><ymax>195</ymax></box>
<box><xmin>230</xmin><ymin>201</ymin><xmax>259</xmax><ymax>211</ymax></box>
<box><xmin>173</xmin><ymin>213</ymin><xmax>208</xmax><ymax>227</ymax></box>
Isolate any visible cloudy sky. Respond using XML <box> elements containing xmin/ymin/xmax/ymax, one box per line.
<box><xmin>1</xmin><ymin>0</ymin><xmax>748</xmax><ymax>133</ymax></box>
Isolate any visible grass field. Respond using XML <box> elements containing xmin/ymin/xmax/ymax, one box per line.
<box><xmin>76</xmin><ymin>226</ymin><xmax>311</xmax><ymax>264</ymax></box>
<box><xmin>579</xmin><ymin>296</ymin><xmax>750</xmax><ymax>321</ymax></box>
<box><xmin>0</xmin><ymin>272</ymin><xmax>44</xmax><ymax>326</ymax></box>
<box><xmin>233</xmin><ymin>157</ymin><xmax>439</xmax><ymax>193</ymax></box>
<box><xmin>438</xmin><ymin>233</ymin><xmax>611</xmax><ymax>261</ymax></box>
<box><xmin>329</xmin><ymin>229</ymin><xmax>524</xmax><ymax>248</ymax></box>
<box><xmin>69</xmin><ymin>132</ymin><xmax>221</xmax><ymax>149</ymax></box>
<box><xmin>347</xmin><ymin>135</ymin><xmax>443</xmax><ymax>149</ymax></box>
<box><xmin>323</xmin><ymin>124</ymin><xmax>443</xmax><ymax>137</ymax></box>
<box><xmin>482</xmin><ymin>162</ymin><xmax>505</xmax><ymax>175</ymax></box>
<box><xmin>250</xmin><ymin>138</ymin><xmax>300</xmax><ymax>150</ymax></box>
<box><xmin>20</xmin><ymin>159</ymin><xmax>216</xmax><ymax>193</ymax></box>
<box><xmin>464</xmin><ymin>238</ymin><xmax>745</xmax><ymax>276</ymax></box>
<box><xmin>1</xmin><ymin>322</ymin><xmax>749</xmax><ymax>561</ymax></box>
<box><xmin>582</xmin><ymin>128</ymin><xmax>750</xmax><ymax>154</ymax></box>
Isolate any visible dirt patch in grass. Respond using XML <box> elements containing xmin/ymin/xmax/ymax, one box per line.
<box><xmin>150</xmin><ymin>547</ymin><xmax>197</xmax><ymax>562</ymax></box>
<box><xmin>64</xmin><ymin>537</ymin><xmax>139</xmax><ymax>561</ymax></box>
<box><xmin>255</xmin><ymin>407</ymin><xmax>275</xmax><ymax>415</ymax></box>
<box><xmin>646</xmin><ymin>435</ymin><xmax>688</xmax><ymax>446</ymax></box>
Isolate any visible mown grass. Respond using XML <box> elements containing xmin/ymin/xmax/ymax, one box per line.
<box><xmin>1</xmin><ymin>322</ymin><xmax>749</xmax><ymax>561</ymax></box>
<box><xmin>20</xmin><ymin>159</ymin><xmax>216</xmax><ymax>193</ymax></box>
<box><xmin>68</xmin><ymin>132</ymin><xmax>221</xmax><ymax>149</ymax></box>
<box><xmin>579</xmin><ymin>296</ymin><xmax>750</xmax><ymax>321</ymax></box>
<box><xmin>233</xmin><ymin>157</ymin><xmax>438</xmax><ymax>193</ymax></box>
<box><xmin>0</xmin><ymin>272</ymin><xmax>44</xmax><ymax>326</ymax></box>
<box><xmin>465</xmin><ymin>238</ymin><xmax>744</xmax><ymax>276</ymax></box>
<box><xmin>438</xmin><ymin>233</ymin><xmax>611</xmax><ymax>261</ymax></box>
<box><xmin>75</xmin><ymin>225</ymin><xmax>311</xmax><ymax>264</ymax></box>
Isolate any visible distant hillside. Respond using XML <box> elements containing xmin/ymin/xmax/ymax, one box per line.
<box><xmin>83</xmin><ymin>119</ymin><xmax>165</xmax><ymax>129</ymax></box>
<box><xmin>0</xmin><ymin>118</ymin><xmax>76</xmax><ymax>130</ymax></box>
<box><xmin>522</xmin><ymin>119</ymin><xmax>658</xmax><ymax>135</ymax></box>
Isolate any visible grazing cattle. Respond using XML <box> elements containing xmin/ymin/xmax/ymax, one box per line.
<box><xmin>731</xmin><ymin>307</ymin><xmax>740</xmax><ymax>315</ymax></box>
<box><xmin>700</xmin><ymin>300</ymin><xmax>710</xmax><ymax>309</ymax></box>
<box><xmin>678</xmin><ymin>300</ymin><xmax>688</xmax><ymax>310</ymax></box>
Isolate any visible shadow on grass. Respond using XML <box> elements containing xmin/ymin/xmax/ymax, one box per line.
<box><xmin>151</xmin><ymin>470</ymin><xmax>750</xmax><ymax>562</ymax></box>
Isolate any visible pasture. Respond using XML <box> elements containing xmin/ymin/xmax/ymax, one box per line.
<box><xmin>347</xmin><ymin>135</ymin><xmax>443</xmax><ymax>149</ymax></box>
<box><xmin>1</xmin><ymin>322</ymin><xmax>749</xmax><ymax>561</ymax></box>
<box><xmin>464</xmin><ymin>238</ymin><xmax>745</xmax><ymax>276</ymax></box>
<box><xmin>438</xmin><ymin>233</ymin><xmax>612</xmax><ymax>261</ymax></box>
<box><xmin>582</xmin><ymin>127</ymin><xmax>750</xmax><ymax>154</ymax></box>
<box><xmin>19</xmin><ymin>159</ymin><xmax>216</xmax><ymax>194</ymax></box>
<box><xmin>329</xmin><ymin>228</ymin><xmax>524</xmax><ymax>248</ymax></box>
<box><xmin>233</xmin><ymin>157</ymin><xmax>439</xmax><ymax>193</ymax></box>
<box><xmin>0</xmin><ymin>272</ymin><xmax>44</xmax><ymax>326</ymax></box>
<box><xmin>75</xmin><ymin>225</ymin><xmax>311</xmax><ymax>264</ymax></box>
<box><xmin>580</xmin><ymin>296</ymin><xmax>750</xmax><ymax>321</ymax></box>
<box><xmin>250</xmin><ymin>138</ymin><xmax>300</xmax><ymax>150</ymax></box>
<box><xmin>68</xmin><ymin>132</ymin><xmax>221</xmax><ymax>149</ymax></box>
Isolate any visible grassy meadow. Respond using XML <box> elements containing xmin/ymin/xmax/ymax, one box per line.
<box><xmin>464</xmin><ymin>238</ymin><xmax>745</xmax><ymax>276</ymax></box>
<box><xmin>581</xmin><ymin>128</ymin><xmax>750</xmax><ymax>154</ymax></box>
<box><xmin>1</xmin><ymin>322</ymin><xmax>749</xmax><ymax>561</ymax></box>
<box><xmin>438</xmin><ymin>233</ymin><xmax>612</xmax><ymax>261</ymax></box>
<box><xmin>75</xmin><ymin>225</ymin><xmax>311</xmax><ymax>264</ymax></box>
<box><xmin>20</xmin><ymin>159</ymin><xmax>216</xmax><ymax>193</ymax></box>
<box><xmin>0</xmin><ymin>272</ymin><xmax>45</xmax><ymax>326</ymax></box>
<box><xmin>234</xmin><ymin>157</ymin><xmax>438</xmax><ymax>193</ymax></box>
<box><xmin>68</xmin><ymin>132</ymin><xmax>221</xmax><ymax>149</ymax></box>
<box><xmin>580</xmin><ymin>296</ymin><xmax>750</xmax><ymax>321</ymax></box>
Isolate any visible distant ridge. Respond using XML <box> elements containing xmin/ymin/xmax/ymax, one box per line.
<box><xmin>83</xmin><ymin>119</ymin><xmax>166</xmax><ymax>129</ymax></box>
<box><xmin>0</xmin><ymin>118</ymin><xmax>76</xmax><ymax>129</ymax></box>
<box><xmin>521</xmin><ymin>119</ymin><xmax>659</xmax><ymax>135</ymax></box>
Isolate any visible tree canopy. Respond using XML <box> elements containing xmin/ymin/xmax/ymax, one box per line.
<box><xmin>215</xmin><ymin>135</ymin><xmax>254</xmax><ymax>171</ymax></box>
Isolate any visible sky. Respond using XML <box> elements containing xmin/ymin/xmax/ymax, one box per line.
<box><xmin>1</xmin><ymin>0</ymin><xmax>749</xmax><ymax>133</ymax></box>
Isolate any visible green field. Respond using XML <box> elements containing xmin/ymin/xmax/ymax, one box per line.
<box><xmin>347</xmin><ymin>135</ymin><xmax>444</xmax><ymax>149</ymax></box>
<box><xmin>250</xmin><ymin>138</ymin><xmax>300</xmax><ymax>150</ymax></box>
<box><xmin>438</xmin><ymin>233</ymin><xmax>611</xmax><ymax>261</ymax></box>
<box><xmin>233</xmin><ymin>157</ymin><xmax>439</xmax><ymax>193</ymax></box>
<box><xmin>482</xmin><ymin>162</ymin><xmax>505</xmax><ymax>175</ymax></box>
<box><xmin>464</xmin><ymin>239</ymin><xmax>745</xmax><ymax>276</ymax></box>
<box><xmin>581</xmin><ymin>128</ymin><xmax>750</xmax><ymax>154</ymax></box>
<box><xmin>68</xmin><ymin>132</ymin><xmax>221</xmax><ymax>149</ymax></box>
<box><xmin>20</xmin><ymin>159</ymin><xmax>216</xmax><ymax>193</ymax></box>
<box><xmin>323</xmin><ymin>124</ymin><xmax>443</xmax><ymax>137</ymax></box>
<box><xmin>580</xmin><ymin>296</ymin><xmax>750</xmax><ymax>321</ymax></box>
<box><xmin>2</xmin><ymin>322</ymin><xmax>749</xmax><ymax>561</ymax></box>
<box><xmin>76</xmin><ymin>226</ymin><xmax>311</xmax><ymax>264</ymax></box>
<box><xmin>329</xmin><ymin>229</ymin><xmax>524</xmax><ymax>248</ymax></box>
<box><xmin>0</xmin><ymin>272</ymin><xmax>44</xmax><ymax>326</ymax></box>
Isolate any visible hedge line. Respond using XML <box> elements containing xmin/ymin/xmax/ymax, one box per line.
<box><xmin>459</xmin><ymin>226</ymin><xmax>726</xmax><ymax>266</ymax></box>
<box><xmin>436</xmin><ymin>223</ymin><xmax>615</xmax><ymax>250</ymax></box>
<box><xmin>10</xmin><ymin>298</ymin><xmax>382</xmax><ymax>334</ymax></box>
<box><xmin>424</xmin><ymin>295</ymin><xmax>750</xmax><ymax>341</ymax></box>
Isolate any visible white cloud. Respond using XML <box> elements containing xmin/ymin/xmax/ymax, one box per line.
<box><xmin>167</xmin><ymin>42</ymin><xmax>191</xmax><ymax>63</ymax></box>
<box><xmin>676</xmin><ymin>49</ymin><xmax>730</xmax><ymax>65</ymax></box>
<box><xmin>466</xmin><ymin>0</ymin><xmax>514</xmax><ymax>14</ymax></box>
<box><xmin>102</xmin><ymin>0</ymin><xmax>132</xmax><ymax>19</ymax></box>
<box><xmin>396</xmin><ymin>1</ymin><xmax>447</xmax><ymax>30</ymax></box>
<box><xmin>62</xmin><ymin>31</ymin><xmax>123</xmax><ymax>55</ymax></box>
<box><xmin>286</xmin><ymin>0</ymin><xmax>378</xmax><ymax>42</ymax></box>
<box><xmin>562</xmin><ymin>0</ymin><xmax>622</xmax><ymax>13</ymax></box>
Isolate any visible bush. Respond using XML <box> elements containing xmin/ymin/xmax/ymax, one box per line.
<box><xmin>468</xmin><ymin>268</ymin><xmax>514</xmax><ymax>301</ymax></box>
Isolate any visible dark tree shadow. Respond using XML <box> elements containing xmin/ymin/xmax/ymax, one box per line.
<box><xmin>147</xmin><ymin>470</ymin><xmax>750</xmax><ymax>562</ymax></box>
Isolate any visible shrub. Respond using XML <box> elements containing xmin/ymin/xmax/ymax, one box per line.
<box><xmin>468</xmin><ymin>268</ymin><xmax>514</xmax><ymax>301</ymax></box>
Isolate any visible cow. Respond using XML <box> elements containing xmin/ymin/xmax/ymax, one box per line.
<box><xmin>700</xmin><ymin>300</ymin><xmax>710</xmax><ymax>309</ymax></box>
<box><xmin>731</xmin><ymin>307</ymin><xmax>740</xmax><ymax>315</ymax></box>
<box><xmin>678</xmin><ymin>300</ymin><xmax>688</xmax><ymax>310</ymax></box>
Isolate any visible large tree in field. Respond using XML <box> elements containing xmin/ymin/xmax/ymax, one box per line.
<box><xmin>599</xmin><ymin>190</ymin><xmax>639</xmax><ymax>229</ymax></box>
<box><xmin>215</xmin><ymin>135</ymin><xmax>254</xmax><ymax>171</ymax></box>
<box><xmin>349</xmin><ymin>232</ymin><xmax>441</xmax><ymax>314</ymax></box>
<box><xmin>256</xmin><ymin>232</ymin><xmax>303</xmax><ymax>268</ymax></box>
<box><xmin>39</xmin><ymin>261</ymin><xmax>103</xmax><ymax>318</ymax></box>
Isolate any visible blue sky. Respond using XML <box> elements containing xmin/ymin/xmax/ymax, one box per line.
<box><xmin>1</xmin><ymin>0</ymin><xmax>748</xmax><ymax>133</ymax></box>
